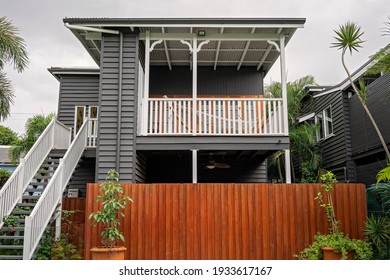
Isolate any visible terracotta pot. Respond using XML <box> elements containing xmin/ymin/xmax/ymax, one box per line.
<box><xmin>322</xmin><ymin>247</ymin><xmax>354</xmax><ymax>260</ymax></box>
<box><xmin>90</xmin><ymin>246</ymin><xmax>127</xmax><ymax>260</ymax></box>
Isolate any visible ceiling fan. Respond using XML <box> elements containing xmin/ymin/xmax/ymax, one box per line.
<box><xmin>204</xmin><ymin>153</ymin><xmax>231</xmax><ymax>169</ymax></box>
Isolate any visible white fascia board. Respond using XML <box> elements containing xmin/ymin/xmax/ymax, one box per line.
<box><xmin>139</xmin><ymin>33</ymin><xmax>283</xmax><ymax>41</ymax></box>
<box><xmin>314</xmin><ymin>62</ymin><xmax>372</xmax><ymax>98</ymax></box>
<box><xmin>298</xmin><ymin>112</ymin><xmax>315</xmax><ymax>123</ymax></box>
<box><xmin>76</xmin><ymin>23</ymin><xmax>304</xmax><ymax>29</ymax></box>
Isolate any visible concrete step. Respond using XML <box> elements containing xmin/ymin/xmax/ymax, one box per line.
<box><xmin>0</xmin><ymin>255</ymin><xmax>23</xmax><ymax>260</ymax></box>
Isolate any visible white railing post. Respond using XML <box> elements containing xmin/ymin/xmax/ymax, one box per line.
<box><xmin>192</xmin><ymin>36</ymin><xmax>198</xmax><ymax>136</ymax></box>
<box><xmin>23</xmin><ymin>216</ymin><xmax>32</xmax><ymax>260</ymax></box>
<box><xmin>55</xmin><ymin>205</ymin><xmax>62</xmax><ymax>240</ymax></box>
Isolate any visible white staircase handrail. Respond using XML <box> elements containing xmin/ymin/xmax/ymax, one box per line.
<box><xmin>0</xmin><ymin>119</ymin><xmax>71</xmax><ymax>229</ymax></box>
<box><xmin>23</xmin><ymin>119</ymin><xmax>89</xmax><ymax>260</ymax></box>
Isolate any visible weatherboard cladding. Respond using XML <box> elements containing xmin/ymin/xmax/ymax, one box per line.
<box><xmin>348</xmin><ymin>73</ymin><xmax>390</xmax><ymax>156</ymax></box>
<box><xmin>57</xmin><ymin>75</ymin><xmax>100</xmax><ymax>128</ymax></box>
<box><xmin>96</xmin><ymin>33</ymin><xmax>138</xmax><ymax>182</ymax></box>
<box><xmin>150</xmin><ymin>66</ymin><xmax>264</xmax><ymax>95</ymax></box>
<box><xmin>314</xmin><ymin>90</ymin><xmax>351</xmax><ymax>181</ymax></box>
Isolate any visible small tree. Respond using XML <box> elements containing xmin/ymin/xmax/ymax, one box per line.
<box><xmin>89</xmin><ymin>170</ymin><xmax>132</xmax><ymax>248</ymax></box>
<box><xmin>9</xmin><ymin>113</ymin><xmax>54</xmax><ymax>163</ymax></box>
<box><xmin>332</xmin><ymin>22</ymin><xmax>390</xmax><ymax>161</ymax></box>
<box><xmin>0</xmin><ymin>16</ymin><xmax>29</xmax><ymax>121</ymax></box>
<box><xmin>0</xmin><ymin>125</ymin><xmax>18</xmax><ymax>145</ymax></box>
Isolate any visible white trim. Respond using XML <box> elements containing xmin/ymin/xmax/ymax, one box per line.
<box><xmin>180</xmin><ymin>40</ymin><xmax>193</xmax><ymax>53</ymax></box>
<box><xmin>162</xmin><ymin>27</ymin><xmax>172</xmax><ymax>70</ymax></box>
<box><xmin>314</xmin><ymin>62</ymin><xmax>373</xmax><ymax>98</ymax></box>
<box><xmin>298</xmin><ymin>112</ymin><xmax>315</xmax><ymax>123</ymax></box>
<box><xmin>285</xmin><ymin>149</ymin><xmax>291</xmax><ymax>183</ymax></box>
<box><xmin>214</xmin><ymin>27</ymin><xmax>224</xmax><ymax>70</ymax></box>
<box><xmin>196</xmin><ymin>40</ymin><xmax>210</xmax><ymax>52</ymax></box>
<box><xmin>192</xmin><ymin>149</ymin><xmax>198</xmax><ymax>183</ymax></box>
<box><xmin>150</xmin><ymin>40</ymin><xmax>163</xmax><ymax>52</ymax></box>
<box><xmin>192</xmin><ymin>36</ymin><xmax>197</xmax><ymax>136</ymax></box>
<box><xmin>141</xmin><ymin>31</ymin><xmax>150</xmax><ymax>135</ymax></box>
<box><xmin>266</xmin><ymin>40</ymin><xmax>281</xmax><ymax>53</ymax></box>
<box><xmin>257</xmin><ymin>28</ymin><xmax>282</xmax><ymax>70</ymax></box>
<box><xmin>280</xmin><ymin>37</ymin><xmax>289</xmax><ymax>136</ymax></box>
<box><xmin>75</xmin><ymin>23</ymin><xmax>304</xmax><ymax>29</ymax></box>
<box><xmin>140</xmin><ymin>33</ymin><xmax>282</xmax><ymax>41</ymax></box>
<box><xmin>65</xmin><ymin>23</ymin><xmax>119</xmax><ymax>34</ymax></box>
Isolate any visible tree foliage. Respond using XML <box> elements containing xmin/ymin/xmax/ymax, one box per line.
<box><xmin>367</xmin><ymin>17</ymin><xmax>390</xmax><ymax>74</ymax></box>
<box><xmin>0</xmin><ymin>16</ymin><xmax>29</xmax><ymax>121</ymax></box>
<box><xmin>332</xmin><ymin>21</ymin><xmax>390</xmax><ymax>161</ymax></box>
<box><xmin>0</xmin><ymin>124</ymin><xmax>18</xmax><ymax>145</ymax></box>
<box><xmin>9</xmin><ymin>114</ymin><xmax>54</xmax><ymax>163</ymax></box>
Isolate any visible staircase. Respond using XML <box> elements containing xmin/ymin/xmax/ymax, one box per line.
<box><xmin>0</xmin><ymin>118</ymin><xmax>92</xmax><ymax>259</ymax></box>
<box><xmin>0</xmin><ymin>150</ymin><xmax>67</xmax><ymax>260</ymax></box>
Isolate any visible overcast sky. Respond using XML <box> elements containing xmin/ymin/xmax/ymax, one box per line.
<box><xmin>1</xmin><ymin>0</ymin><xmax>389</xmax><ymax>134</ymax></box>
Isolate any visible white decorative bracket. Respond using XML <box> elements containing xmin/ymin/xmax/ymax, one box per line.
<box><xmin>180</xmin><ymin>40</ymin><xmax>193</xmax><ymax>53</ymax></box>
<box><xmin>267</xmin><ymin>40</ymin><xmax>280</xmax><ymax>53</ymax></box>
<box><xmin>196</xmin><ymin>40</ymin><xmax>210</xmax><ymax>53</ymax></box>
<box><xmin>150</xmin><ymin>40</ymin><xmax>163</xmax><ymax>52</ymax></box>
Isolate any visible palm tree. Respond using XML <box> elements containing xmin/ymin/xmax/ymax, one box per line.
<box><xmin>0</xmin><ymin>16</ymin><xmax>29</xmax><ymax>121</ymax></box>
<box><xmin>266</xmin><ymin>75</ymin><xmax>316</xmax><ymax>126</ymax></box>
<box><xmin>9</xmin><ymin>114</ymin><xmax>54</xmax><ymax>163</ymax></box>
<box><xmin>266</xmin><ymin>75</ymin><xmax>318</xmax><ymax>182</ymax></box>
<box><xmin>367</xmin><ymin>17</ymin><xmax>390</xmax><ymax>74</ymax></box>
<box><xmin>332</xmin><ymin>22</ymin><xmax>390</xmax><ymax>161</ymax></box>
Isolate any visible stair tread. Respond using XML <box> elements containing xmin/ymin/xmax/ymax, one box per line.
<box><xmin>1</xmin><ymin>227</ymin><xmax>25</xmax><ymax>232</ymax></box>
<box><xmin>29</xmin><ymin>181</ymin><xmax>49</xmax><ymax>185</ymax></box>
<box><xmin>0</xmin><ymin>255</ymin><xmax>23</xmax><ymax>260</ymax></box>
<box><xmin>11</xmin><ymin>209</ymin><xmax>31</xmax><ymax>213</ymax></box>
<box><xmin>0</xmin><ymin>245</ymin><xmax>23</xmax><ymax>249</ymax></box>
<box><xmin>16</xmin><ymin>203</ymin><xmax>36</xmax><ymax>207</ymax></box>
<box><xmin>0</xmin><ymin>236</ymin><xmax>24</xmax><ymax>240</ymax></box>
<box><xmin>22</xmin><ymin>195</ymin><xmax>40</xmax><ymax>200</ymax></box>
<box><xmin>34</xmin><ymin>176</ymin><xmax>52</xmax><ymax>180</ymax></box>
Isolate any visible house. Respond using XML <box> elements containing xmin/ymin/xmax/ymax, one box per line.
<box><xmin>297</xmin><ymin>59</ymin><xmax>390</xmax><ymax>184</ymax></box>
<box><xmin>0</xmin><ymin>146</ymin><xmax>16</xmax><ymax>173</ymax></box>
<box><xmin>0</xmin><ymin>17</ymin><xmax>306</xmax><ymax>259</ymax></box>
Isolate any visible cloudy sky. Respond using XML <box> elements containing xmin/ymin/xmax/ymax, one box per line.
<box><xmin>2</xmin><ymin>0</ymin><xmax>389</xmax><ymax>134</ymax></box>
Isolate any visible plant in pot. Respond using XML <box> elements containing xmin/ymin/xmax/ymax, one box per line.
<box><xmin>295</xmin><ymin>171</ymin><xmax>373</xmax><ymax>260</ymax></box>
<box><xmin>89</xmin><ymin>169</ymin><xmax>132</xmax><ymax>260</ymax></box>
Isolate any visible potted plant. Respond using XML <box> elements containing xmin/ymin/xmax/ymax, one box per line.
<box><xmin>295</xmin><ymin>171</ymin><xmax>373</xmax><ymax>260</ymax></box>
<box><xmin>89</xmin><ymin>169</ymin><xmax>132</xmax><ymax>260</ymax></box>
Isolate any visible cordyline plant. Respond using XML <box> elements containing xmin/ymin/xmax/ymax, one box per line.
<box><xmin>89</xmin><ymin>170</ymin><xmax>132</xmax><ymax>248</ymax></box>
<box><xmin>331</xmin><ymin>21</ymin><xmax>390</xmax><ymax>161</ymax></box>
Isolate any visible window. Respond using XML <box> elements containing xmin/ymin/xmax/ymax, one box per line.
<box><xmin>315</xmin><ymin>106</ymin><xmax>333</xmax><ymax>141</ymax></box>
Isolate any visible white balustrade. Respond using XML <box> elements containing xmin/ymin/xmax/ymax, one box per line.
<box><xmin>23</xmin><ymin>119</ymin><xmax>89</xmax><ymax>260</ymax></box>
<box><xmin>0</xmin><ymin>120</ymin><xmax>71</xmax><ymax>229</ymax></box>
<box><xmin>146</xmin><ymin>98</ymin><xmax>285</xmax><ymax>135</ymax></box>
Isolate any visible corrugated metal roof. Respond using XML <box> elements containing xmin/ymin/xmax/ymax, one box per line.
<box><xmin>63</xmin><ymin>17</ymin><xmax>305</xmax><ymax>74</ymax></box>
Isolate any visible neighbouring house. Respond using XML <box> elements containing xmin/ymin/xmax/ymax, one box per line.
<box><xmin>297</xmin><ymin>58</ymin><xmax>390</xmax><ymax>184</ymax></box>
<box><xmin>0</xmin><ymin>17</ymin><xmax>308</xmax><ymax>259</ymax></box>
<box><xmin>0</xmin><ymin>146</ymin><xmax>16</xmax><ymax>173</ymax></box>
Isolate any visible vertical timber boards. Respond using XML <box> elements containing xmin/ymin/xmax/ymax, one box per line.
<box><xmin>84</xmin><ymin>183</ymin><xmax>367</xmax><ymax>260</ymax></box>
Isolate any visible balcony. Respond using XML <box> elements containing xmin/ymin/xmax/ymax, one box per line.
<box><xmin>142</xmin><ymin>96</ymin><xmax>285</xmax><ymax>136</ymax></box>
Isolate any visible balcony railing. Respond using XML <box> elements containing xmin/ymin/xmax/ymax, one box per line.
<box><xmin>145</xmin><ymin>97</ymin><xmax>285</xmax><ymax>136</ymax></box>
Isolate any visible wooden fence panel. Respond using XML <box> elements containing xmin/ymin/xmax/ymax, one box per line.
<box><xmin>84</xmin><ymin>183</ymin><xmax>367</xmax><ymax>260</ymax></box>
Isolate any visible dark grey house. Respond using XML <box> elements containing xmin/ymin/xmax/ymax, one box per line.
<box><xmin>298</xmin><ymin>59</ymin><xmax>390</xmax><ymax>184</ymax></box>
<box><xmin>50</xmin><ymin>17</ymin><xmax>307</xmax><ymax>186</ymax></box>
<box><xmin>0</xmin><ymin>18</ymin><xmax>306</xmax><ymax>259</ymax></box>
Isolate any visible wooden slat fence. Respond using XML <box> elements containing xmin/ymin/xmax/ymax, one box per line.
<box><xmin>61</xmin><ymin>198</ymin><xmax>86</xmax><ymax>254</ymax></box>
<box><xmin>84</xmin><ymin>183</ymin><xmax>367</xmax><ymax>260</ymax></box>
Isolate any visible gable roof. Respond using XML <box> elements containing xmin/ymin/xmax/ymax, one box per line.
<box><xmin>63</xmin><ymin>17</ymin><xmax>305</xmax><ymax>75</ymax></box>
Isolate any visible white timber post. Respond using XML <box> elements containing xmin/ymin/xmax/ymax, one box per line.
<box><xmin>192</xmin><ymin>149</ymin><xmax>198</xmax><ymax>183</ymax></box>
<box><xmin>141</xmin><ymin>31</ymin><xmax>150</xmax><ymax>135</ymax></box>
<box><xmin>280</xmin><ymin>36</ymin><xmax>291</xmax><ymax>183</ymax></box>
<box><xmin>18</xmin><ymin>158</ymin><xmax>25</xmax><ymax>203</ymax></box>
<box><xmin>192</xmin><ymin>36</ymin><xmax>197</xmax><ymax>136</ymax></box>
<box><xmin>23</xmin><ymin>216</ymin><xmax>32</xmax><ymax>259</ymax></box>
<box><xmin>55</xmin><ymin>205</ymin><xmax>62</xmax><ymax>240</ymax></box>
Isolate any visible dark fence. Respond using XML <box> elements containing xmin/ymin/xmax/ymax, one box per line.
<box><xmin>83</xmin><ymin>183</ymin><xmax>367</xmax><ymax>260</ymax></box>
